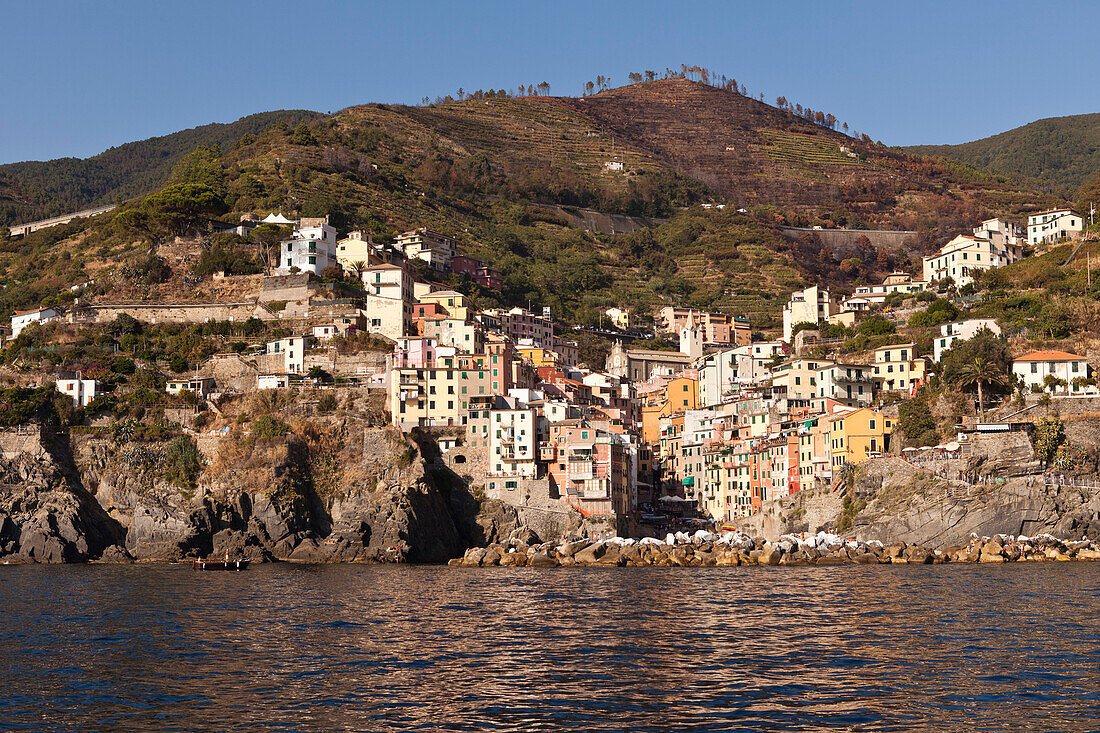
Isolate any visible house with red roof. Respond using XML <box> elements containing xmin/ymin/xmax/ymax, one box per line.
<box><xmin>1012</xmin><ymin>350</ymin><xmax>1095</xmax><ymax>395</ymax></box>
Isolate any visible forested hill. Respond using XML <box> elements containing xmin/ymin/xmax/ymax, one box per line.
<box><xmin>0</xmin><ymin>78</ymin><xmax>1071</xmax><ymax>330</ymax></box>
<box><xmin>0</xmin><ymin>110</ymin><xmax>323</xmax><ymax>225</ymax></box>
<box><xmin>902</xmin><ymin>112</ymin><xmax>1100</xmax><ymax>191</ymax></box>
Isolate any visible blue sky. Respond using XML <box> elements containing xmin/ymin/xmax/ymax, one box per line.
<box><xmin>2</xmin><ymin>0</ymin><xmax>1099</xmax><ymax>164</ymax></box>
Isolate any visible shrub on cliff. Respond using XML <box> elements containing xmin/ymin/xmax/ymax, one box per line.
<box><xmin>163</xmin><ymin>435</ymin><xmax>202</xmax><ymax>490</ymax></box>
<box><xmin>251</xmin><ymin>415</ymin><xmax>290</xmax><ymax>441</ymax></box>
<box><xmin>898</xmin><ymin>397</ymin><xmax>938</xmax><ymax>447</ymax></box>
<box><xmin>0</xmin><ymin>386</ymin><xmax>56</xmax><ymax>426</ymax></box>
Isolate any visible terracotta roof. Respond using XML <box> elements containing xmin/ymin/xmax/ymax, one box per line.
<box><xmin>1015</xmin><ymin>350</ymin><xmax>1084</xmax><ymax>362</ymax></box>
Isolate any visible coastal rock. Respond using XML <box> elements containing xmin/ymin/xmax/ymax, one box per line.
<box><xmin>573</xmin><ymin>542</ymin><xmax>606</xmax><ymax>565</ymax></box>
<box><xmin>903</xmin><ymin>546</ymin><xmax>933</xmax><ymax>565</ymax></box>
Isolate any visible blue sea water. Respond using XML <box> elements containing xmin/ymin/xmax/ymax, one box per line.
<box><xmin>0</xmin><ymin>563</ymin><xmax>1098</xmax><ymax>731</ymax></box>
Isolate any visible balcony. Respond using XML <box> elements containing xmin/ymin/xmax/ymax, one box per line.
<box><xmin>569</xmin><ymin>463</ymin><xmax>595</xmax><ymax>480</ymax></box>
<box><xmin>399</xmin><ymin>374</ymin><xmax>420</xmax><ymax>385</ymax></box>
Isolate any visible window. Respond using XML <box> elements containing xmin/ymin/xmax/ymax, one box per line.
<box><xmin>1031</xmin><ymin>362</ymin><xmax>1038</xmax><ymax>374</ymax></box>
<box><xmin>308</xmin><ymin>256</ymin><xmax>316</xmax><ymax>265</ymax></box>
<box><xmin>869</xmin><ymin>419</ymin><xmax>876</xmax><ymax>430</ymax></box>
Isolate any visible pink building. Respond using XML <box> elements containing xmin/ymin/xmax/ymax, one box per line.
<box><xmin>392</xmin><ymin>337</ymin><xmax>438</xmax><ymax>369</ymax></box>
<box><xmin>542</xmin><ymin>423</ymin><xmax>630</xmax><ymax>517</ymax></box>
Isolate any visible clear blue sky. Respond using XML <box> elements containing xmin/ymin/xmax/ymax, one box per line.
<box><xmin>2</xmin><ymin>0</ymin><xmax>1099</xmax><ymax>164</ymax></box>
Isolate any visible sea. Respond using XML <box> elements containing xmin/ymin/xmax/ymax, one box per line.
<box><xmin>0</xmin><ymin>563</ymin><xmax>1098</xmax><ymax>731</ymax></box>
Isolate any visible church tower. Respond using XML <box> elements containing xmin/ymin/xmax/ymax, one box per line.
<box><xmin>679</xmin><ymin>312</ymin><xmax>703</xmax><ymax>361</ymax></box>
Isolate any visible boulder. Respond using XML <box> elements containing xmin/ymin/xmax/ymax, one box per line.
<box><xmin>573</xmin><ymin>542</ymin><xmax>606</xmax><ymax>565</ymax></box>
<box><xmin>669</xmin><ymin>545</ymin><xmax>694</xmax><ymax>567</ymax></box>
<box><xmin>461</xmin><ymin>547</ymin><xmax>486</xmax><ymax>567</ymax></box>
<box><xmin>903</xmin><ymin>545</ymin><xmax>933</xmax><ymax>564</ymax></box>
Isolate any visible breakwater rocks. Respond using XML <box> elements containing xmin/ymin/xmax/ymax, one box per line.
<box><xmin>451</xmin><ymin>530</ymin><xmax>1100</xmax><ymax>568</ymax></box>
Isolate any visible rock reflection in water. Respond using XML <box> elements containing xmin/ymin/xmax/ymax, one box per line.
<box><xmin>0</xmin><ymin>564</ymin><xmax>1098</xmax><ymax>731</ymax></box>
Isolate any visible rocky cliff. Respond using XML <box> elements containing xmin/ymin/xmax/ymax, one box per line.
<box><xmin>740</xmin><ymin>432</ymin><xmax>1100</xmax><ymax>548</ymax></box>
<box><xmin>0</xmin><ymin>419</ymin><xmax>574</xmax><ymax>564</ymax></box>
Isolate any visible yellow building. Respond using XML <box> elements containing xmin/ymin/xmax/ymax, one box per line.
<box><xmin>872</xmin><ymin>343</ymin><xmax>927</xmax><ymax>393</ymax></box>
<box><xmin>418</xmin><ymin>290</ymin><xmax>473</xmax><ymax>321</ymax></box>
<box><xmin>335</xmin><ymin>231</ymin><xmax>379</xmax><ymax>270</ymax></box>
<box><xmin>517</xmin><ymin>346</ymin><xmax>561</xmax><ymax>368</ymax></box>
<box><xmin>828</xmin><ymin>408</ymin><xmax>893</xmax><ymax>468</ymax></box>
<box><xmin>640</xmin><ymin>375</ymin><xmax>700</xmax><ymax>445</ymax></box>
<box><xmin>604</xmin><ymin>307</ymin><xmax>638</xmax><ymax>330</ymax></box>
<box><xmin>771</xmin><ymin>357</ymin><xmax>833</xmax><ymax>402</ymax></box>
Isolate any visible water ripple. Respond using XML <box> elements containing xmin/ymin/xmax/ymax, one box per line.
<box><xmin>0</xmin><ymin>563</ymin><xmax>1098</xmax><ymax>730</ymax></box>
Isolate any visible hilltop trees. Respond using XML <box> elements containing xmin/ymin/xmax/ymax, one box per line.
<box><xmin>168</xmin><ymin>145</ymin><xmax>226</xmax><ymax>197</ymax></box>
<box><xmin>251</xmin><ymin>223</ymin><xmax>293</xmax><ymax>275</ymax></box>
<box><xmin>141</xmin><ymin>183</ymin><xmax>227</xmax><ymax>236</ymax></box>
<box><xmin>1076</xmin><ymin>173</ymin><xmax>1100</xmax><ymax>223</ymax></box>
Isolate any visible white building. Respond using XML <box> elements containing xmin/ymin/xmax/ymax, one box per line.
<box><xmin>698</xmin><ymin>341</ymin><xmax>785</xmax><ymax>407</ymax></box>
<box><xmin>1027</xmin><ymin>210</ymin><xmax>1084</xmax><ymax>247</ymax></box>
<box><xmin>257</xmin><ymin>373</ymin><xmax>291</xmax><ymax>390</ymax></box>
<box><xmin>11</xmin><ymin>307</ymin><xmax>61</xmax><ymax>338</ymax></box>
<box><xmin>973</xmin><ymin>218</ymin><xmax>1022</xmax><ymax>249</ymax></box>
<box><xmin>850</xmin><ymin>273</ymin><xmax>928</xmax><ymax>307</ymax></box>
<box><xmin>782</xmin><ymin>286</ymin><xmax>833</xmax><ymax>343</ymax></box>
<box><xmin>1012</xmin><ymin>351</ymin><xmax>1094</xmax><ymax>395</ymax></box>
<box><xmin>816</xmin><ymin>363</ymin><xmax>874</xmax><ymax>407</ymax></box>
<box><xmin>488</xmin><ymin>408</ymin><xmax>539</xmax><ymax>478</ymax></box>
<box><xmin>274</xmin><ymin>217</ymin><xmax>338</xmax><ymax>276</ymax></box>
<box><xmin>934</xmin><ymin>319</ymin><xmax>1001</xmax><ymax>362</ymax></box>
<box><xmin>396</xmin><ymin>228</ymin><xmax>458</xmax><ymax>272</ymax></box>
<box><xmin>165</xmin><ymin>377</ymin><xmax>216</xmax><ymax>398</ymax></box>
<box><xmin>362</xmin><ymin>262</ymin><xmax>414</xmax><ymax>340</ymax></box>
<box><xmin>266</xmin><ymin>335</ymin><xmax>312</xmax><ymax>374</ymax></box>
<box><xmin>55</xmin><ymin>376</ymin><xmax>100</xmax><ymax>407</ymax></box>
<box><xmin>922</xmin><ymin>233</ymin><xmax>1024</xmax><ymax>288</ymax></box>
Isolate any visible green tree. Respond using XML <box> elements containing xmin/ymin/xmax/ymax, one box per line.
<box><xmin>251</xmin><ymin>223</ymin><xmax>292</xmax><ymax>274</ymax></box>
<box><xmin>1032</xmin><ymin>416</ymin><xmax>1065</xmax><ymax>465</ymax></box>
<box><xmin>898</xmin><ymin>397</ymin><xmax>938</xmax><ymax>447</ymax></box>
<box><xmin>143</xmin><ymin>183</ymin><xmax>228</xmax><ymax>235</ymax></box>
<box><xmin>908</xmin><ymin>297</ymin><xmax>960</xmax><ymax>327</ymax></box>
<box><xmin>163</xmin><ymin>435</ymin><xmax>202</xmax><ymax>490</ymax></box>
<box><xmin>291</xmin><ymin>123</ymin><xmax>317</xmax><ymax>146</ymax></box>
<box><xmin>168</xmin><ymin>145</ymin><xmax>227</xmax><ymax>196</ymax></box>
<box><xmin>1076</xmin><ymin>172</ymin><xmax>1100</xmax><ymax>224</ymax></box>
<box><xmin>857</xmin><ymin>316</ymin><xmax>896</xmax><ymax>337</ymax></box>
<box><xmin>941</xmin><ymin>328</ymin><xmax>1010</xmax><ymax>386</ymax></box>
<box><xmin>952</xmin><ymin>356</ymin><xmax>1009</xmax><ymax>417</ymax></box>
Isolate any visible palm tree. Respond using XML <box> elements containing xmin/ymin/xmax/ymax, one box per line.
<box><xmin>349</xmin><ymin>260</ymin><xmax>368</xmax><ymax>282</ymax></box>
<box><xmin>953</xmin><ymin>357</ymin><xmax>1008</xmax><ymax>418</ymax></box>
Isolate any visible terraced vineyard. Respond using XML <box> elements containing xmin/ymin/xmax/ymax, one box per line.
<box><xmin>758</xmin><ymin>130</ymin><xmax>862</xmax><ymax>168</ymax></box>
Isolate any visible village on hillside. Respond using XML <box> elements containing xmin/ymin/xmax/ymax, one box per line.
<box><xmin>3</xmin><ymin>205</ymin><xmax>1097</xmax><ymax>532</ymax></box>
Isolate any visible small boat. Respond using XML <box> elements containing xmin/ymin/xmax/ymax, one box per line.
<box><xmin>192</xmin><ymin>559</ymin><xmax>250</xmax><ymax>571</ymax></box>
<box><xmin>193</xmin><ymin>550</ymin><xmax>249</xmax><ymax>571</ymax></box>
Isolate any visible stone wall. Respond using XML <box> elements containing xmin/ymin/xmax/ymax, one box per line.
<box><xmin>87</xmin><ymin>302</ymin><xmax>268</xmax><ymax>325</ymax></box>
<box><xmin>197</xmin><ymin>353</ymin><xmax>260</xmax><ymax>392</ymax></box>
<box><xmin>778</xmin><ymin>226</ymin><xmax>918</xmax><ymax>255</ymax></box>
<box><xmin>259</xmin><ymin>274</ymin><xmax>311</xmax><ymax>303</ymax></box>
<box><xmin>0</xmin><ymin>425</ymin><xmax>46</xmax><ymax>460</ymax></box>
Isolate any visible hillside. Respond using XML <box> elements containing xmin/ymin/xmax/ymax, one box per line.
<box><xmin>0</xmin><ymin>79</ymin><xmax>1072</xmax><ymax>331</ymax></box>
<box><xmin>0</xmin><ymin>110</ymin><xmax>324</xmax><ymax>225</ymax></box>
<box><xmin>902</xmin><ymin>112</ymin><xmax>1100</xmax><ymax>191</ymax></box>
